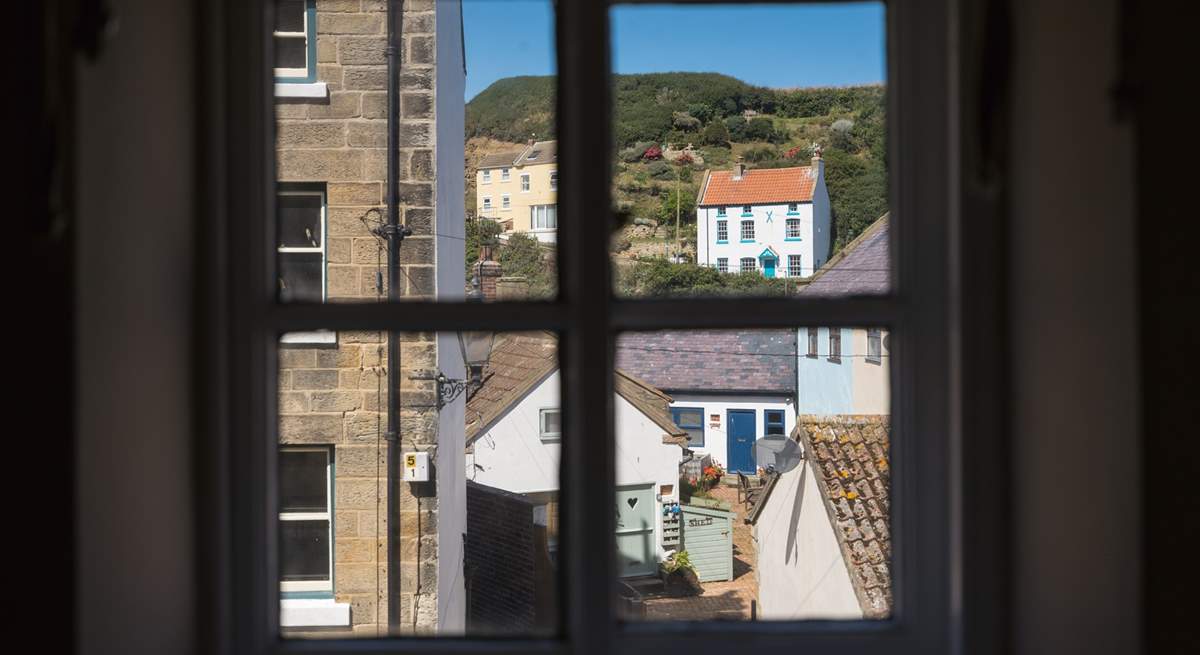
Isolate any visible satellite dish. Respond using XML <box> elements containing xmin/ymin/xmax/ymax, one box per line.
<box><xmin>755</xmin><ymin>435</ymin><xmax>804</xmax><ymax>474</ymax></box>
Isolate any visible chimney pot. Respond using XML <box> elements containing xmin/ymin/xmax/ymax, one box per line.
<box><xmin>734</xmin><ymin>157</ymin><xmax>746</xmax><ymax>179</ymax></box>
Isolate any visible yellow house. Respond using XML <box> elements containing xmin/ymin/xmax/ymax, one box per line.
<box><xmin>476</xmin><ymin>140</ymin><xmax>558</xmax><ymax>243</ymax></box>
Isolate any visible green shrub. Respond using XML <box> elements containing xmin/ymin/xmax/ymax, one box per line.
<box><xmin>700</xmin><ymin>120</ymin><xmax>730</xmax><ymax>147</ymax></box>
<box><xmin>646</xmin><ymin>161</ymin><xmax>673</xmax><ymax>180</ymax></box>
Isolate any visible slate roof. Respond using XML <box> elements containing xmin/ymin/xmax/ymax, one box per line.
<box><xmin>465</xmin><ymin>332</ymin><xmax>685</xmax><ymax>444</ymax></box>
<box><xmin>798</xmin><ymin>415</ymin><xmax>892</xmax><ymax>618</ymax></box>
<box><xmin>801</xmin><ymin>213</ymin><xmax>890</xmax><ymax>297</ymax></box>
<box><xmin>478</xmin><ymin>150</ymin><xmax>524</xmax><ymax>170</ymax></box>
<box><xmin>698</xmin><ymin>166</ymin><xmax>815</xmax><ymax>207</ymax></box>
<box><xmin>513</xmin><ymin>140</ymin><xmax>557</xmax><ymax>166</ymax></box>
<box><xmin>613</xmin><ymin>330</ymin><xmax>796</xmax><ymax>394</ymax></box>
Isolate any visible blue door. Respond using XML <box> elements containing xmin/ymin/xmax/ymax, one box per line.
<box><xmin>727</xmin><ymin>410</ymin><xmax>756</xmax><ymax>473</ymax></box>
<box><xmin>762</xmin><ymin>257</ymin><xmax>776</xmax><ymax>278</ymax></box>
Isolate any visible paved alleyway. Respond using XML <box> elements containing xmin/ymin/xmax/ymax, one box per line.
<box><xmin>643</xmin><ymin>484</ymin><xmax>758</xmax><ymax>621</ymax></box>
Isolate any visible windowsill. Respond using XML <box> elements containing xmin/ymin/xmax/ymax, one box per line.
<box><xmin>785</xmin><ymin>237</ymin><xmax>803</xmax><ymax>241</ymax></box>
<box><xmin>274</xmin><ymin>82</ymin><xmax>328</xmax><ymax>98</ymax></box>
<box><xmin>280</xmin><ymin>598</ymin><xmax>351</xmax><ymax>628</ymax></box>
<box><xmin>280</xmin><ymin>330</ymin><xmax>337</xmax><ymax>346</ymax></box>
<box><xmin>716</xmin><ymin>240</ymin><xmax>728</xmax><ymax>244</ymax></box>
<box><xmin>827</xmin><ymin>357</ymin><xmax>842</xmax><ymax>364</ymax></box>
<box><xmin>740</xmin><ymin>239</ymin><xmax>756</xmax><ymax>243</ymax></box>
<box><xmin>786</xmin><ymin>212</ymin><xmax>800</xmax><ymax>216</ymax></box>
<box><xmin>740</xmin><ymin>214</ymin><xmax>754</xmax><ymax>218</ymax></box>
<box><xmin>866</xmin><ymin>358</ymin><xmax>882</xmax><ymax>366</ymax></box>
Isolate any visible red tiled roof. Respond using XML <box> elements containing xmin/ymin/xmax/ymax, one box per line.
<box><xmin>699</xmin><ymin>166</ymin><xmax>815</xmax><ymax>207</ymax></box>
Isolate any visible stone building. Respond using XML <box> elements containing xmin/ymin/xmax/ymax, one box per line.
<box><xmin>273</xmin><ymin>0</ymin><xmax>466</xmax><ymax>636</ymax></box>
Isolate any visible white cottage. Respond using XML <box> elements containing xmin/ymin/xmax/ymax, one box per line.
<box><xmin>746</xmin><ymin>415</ymin><xmax>892</xmax><ymax>620</ymax></box>
<box><xmin>696</xmin><ymin>151</ymin><xmax>831</xmax><ymax>278</ymax></box>
<box><xmin>464</xmin><ymin>332</ymin><xmax>690</xmax><ymax>578</ymax></box>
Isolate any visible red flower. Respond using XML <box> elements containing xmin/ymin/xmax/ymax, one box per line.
<box><xmin>643</xmin><ymin>145</ymin><xmax>663</xmax><ymax>160</ymax></box>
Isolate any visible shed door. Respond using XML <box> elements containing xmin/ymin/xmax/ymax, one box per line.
<box><xmin>614</xmin><ymin>484</ymin><xmax>656</xmax><ymax>578</ymax></box>
<box><xmin>680</xmin><ymin>505</ymin><xmax>734</xmax><ymax>582</ymax></box>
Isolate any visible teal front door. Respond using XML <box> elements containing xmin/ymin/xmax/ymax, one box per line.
<box><xmin>762</xmin><ymin>256</ymin><xmax>776</xmax><ymax>278</ymax></box>
<box><xmin>614</xmin><ymin>484</ymin><xmax>656</xmax><ymax>577</ymax></box>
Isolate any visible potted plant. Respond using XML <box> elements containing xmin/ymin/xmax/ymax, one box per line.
<box><xmin>661</xmin><ymin>550</ymin><xmax>702</xmax><ymax>596</ymax></box>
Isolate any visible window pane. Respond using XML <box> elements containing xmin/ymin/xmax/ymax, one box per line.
<box><xmin>278</xmin><ymin>193</ymin><xmax>322</xmax><ymax>248</ymax></box>
<box><xmin>278</xmin><ymin>252</ymin><xmax>323</xmax><ymax>303</ymax></box>
<box><xmin>281</xmin><ymin>520</ymin><xmax>331</xmax><ymax>581</ymax></box>
<box><xmin>280</xmin><ymin>449</ymin><xmax>328</xmax><ymax>513</ymax></box>
<box><xmin>275</xmin><ymin>0</ymin><xmax>306</xmax><ymax>33</ymax></box>
<box><xmin>611</xmin><ymin>2</ymin><xmax>889</xmax><ymax>299</ymax></box>
<box><xmin>278</xmin><ymin>331</ymin><xmax>560</xmax><ymax>637</ymax></box>
<box><xmin>614</xmin><ymin>328</ymin><xmax>890</xmax><ymax>622</ymax></box>
<box><xmin>275</xmin><ymin>36</ymin><xmax>307</xmax><ymax>70</ymax></box>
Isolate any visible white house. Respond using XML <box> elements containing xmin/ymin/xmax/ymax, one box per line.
<box><xmin>797</xmin><ymin>214</ymin><xmax>891</xmax><ymax>415</ymax></box>
<box><xmin>747</xmin><ymin>415</ymin><xmax>892</xmax><ymax>620</ymax></box>
<box><xmin>614</xmin><ymin>330</ymin><xmax>797</xmax><ymax>475</ymax></box>
<box><xmin>696</xmin><ymin>151</ymin><xmax>831</xmax><ymax>278</ymax></box>
<box><xmin>464</xmin><ymin>332</ymin><xmax>689</xmax><ymax>578</ymax></box>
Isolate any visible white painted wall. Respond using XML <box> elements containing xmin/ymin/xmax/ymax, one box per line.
<box><xmin>666</xmin><ymin>393</ymin><xmax>796</xmax><ymax>472</ymax></box>
<box><xmin>434</xmin><ymin>0</ymin><xmax>467</xmax><ymax>634</ymax></box>
<box><xmin>466</xmin><ymin>370</ymin><xmax>686</xmax><ymax>562</ymax></box>
<box><xmin>753</xmin><ymin>456</ymin><xmax>862</xmax><ymax>619</ymax></box>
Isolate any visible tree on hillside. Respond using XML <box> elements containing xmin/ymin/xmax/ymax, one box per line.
<box><xmin>821</xmin><ymin>147</ymin><xmax>888</xmax><ymax>250</ymax></box>
<box><xmin>701</xmin><ymin>120</ymin><xmax>730</xmax><ymax>147</ymax></box>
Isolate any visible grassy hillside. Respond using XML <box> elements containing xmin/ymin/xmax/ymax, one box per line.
<box><xmin>466</xmin><ymin>73</ymin><xmax>887</xmax><ymax>252</ymax></box>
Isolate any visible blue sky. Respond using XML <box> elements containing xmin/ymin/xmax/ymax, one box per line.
<box><xmin>462</xmin><ymin>1</ymin><xmax>886</xmax><ymax>100</ymax></box>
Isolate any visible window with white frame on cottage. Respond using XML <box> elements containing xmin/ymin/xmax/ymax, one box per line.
<box><xmin>502</xmin><ymin>194</ymin><xmax>511</xmax><ymax>210</ymax></box>
<box><xmin>740</xmin><ymin>219</ymin><xmax>754</xmax><ymax>241</ymax></box>
<box><xmin>740</xmin><ymin>257</ymin><xmax>756</xmax><ymax>273</ymax></box>
<box><xmin>717</xmin><ymin>257</ymin><xmax>728</xmax><ymax>273</ymax></box>
<box><xmin>787</xmin><ymin>202</ymin><xmax>798</xmax><ymax>213</ymax></box>
<box><xmin>540</xmin><ymin>408</ymin><xmax>562</xmax><ymax>442</ymax></box>
<box><xmin>279</xmin><ymin>447</ymin><xmax>332</xmax><ymax>593</ymax></box>
<box><xmin>276</xmin><ymin>185</ymin><xmax>325</xmax><ymax>304</ymax></box>
<box><xmin>788</xmin><ymin>254</ymin><xmax>802</xmax><ymax>277</ymax></box>
<box><xmin>741</xmin><ymin>205</ymin><xmax>752</xmax><ymax>215</ymax></box>
<box><xmin>532</xmin><ymin>204</ymin><xmax>557</xmax><ymax>229</ymax></box>
<box><xmin>273</xmin><ymin>0</ymin><xmax>315</xmax><ymax>82</ymax></box>
<box><xmin>786</xmin><ymin>217</ymin><xmax>801</xmax><ymax>239</ymax></box>
<box><xmin>717</xmin><ymin>206</ymin><xmax>726</xmax><ymax>217</ymax></box>
<box><xmin>501</xmin><ymin>167</ymin><xmax>510</xmax><ymax>181</ymax></box>
<box><xmin>521</xmin><ymin>174</ymin><xmax>531</xmax><ymax>192</ymax></box>
<box><xmin>717</xmin><ymin>219</ymin><xmax>728</xmax><ymax>242</ymax></box>
<box><xmin>808</xmin><ymin>327</ymin><xmax>819</xmax><ymax>357</ymax></box>
<box><xmin>867</xmin><ymin>328</ymin><xmax>883</xmax><ymax>364</ymax></box>
<box><xmin>482</xmin><ymin>169</ymin><xmax>491</xmax><ymax>183</ymax></box>
<box><xmin>482</xmin><ymin>196</ymin><xmax>492</xmax><ymax>211</ymax></box>
<box><xmin>828</xmin><ymin>329</ymin><xmax>842</xmax><ymax>363</ymax></box>
<box><xmin>550</xmin><ymin>170</ymin><xmax>558</xmax><ymax>190</ymax></box>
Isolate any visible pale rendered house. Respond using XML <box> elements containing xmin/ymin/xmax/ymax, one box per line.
<box><xmin>475</xmin><ymin>140</ymin><xmax>558</xmax><ymax>243</ymax></box>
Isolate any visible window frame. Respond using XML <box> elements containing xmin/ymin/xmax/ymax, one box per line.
<box><xmin>550</xmin><ymin>170</ymin><xmax>558</xmax><ymax>190</ymax></box>
<box><xmin>740</xmin><ymin>219</ymin><xmax>754</xmax><ymax>242</ymax></box>
<box><xmin>740</xmin><ymin>257</ymin><xmax>756</xmax><ymax>273</ymax></box>
<box><xmin>540</xmin><ymin>408</ymin><xmax>563</xmax><ymax>443</ymax></box>
<box><xmin>521</xmin><ymin>173</ymin><xmax>531</xmax><ymax>192</ymax></box>
<box><xmin>501</xmin><ymin>193</ymin><xmax>511</xmax><ymax>210</ymax></box>
<box><xmin>785</xmin><ymin>217</ymin><xmax>802</xmax><ymax>240</ymax></box>
<box><xmin>828</xmin><ymin>328</ymin><xmax>842</xmax><ymax>364</ymax></box>
<box><xmin>501</xmin><ymin>167</ymin><xmax>510</xmax><ymax>181</ymax></box>
<box><xmin>207</xmin><ymin>0</ymin><xmax>1006</xmax><ymax>652</ymax></box>
<box><xmin>278</xmin><ymin>446</ymin><xmax>333</xmax><ymax>594</ymax></box>
<box><xmin>532</xmin><ymin>204</ymin><xmax>558</xmax><ymax>230</ymax></box>
<box><xmin>273</xmin><ymin>0</ymin><xmax>317</xmax><ymax>83</ymax></box>
<box><xmin>716</xmin><ymin>257</ymin><xmax>728</xmax><ymax>274</ymax></box>
<box><xmin>867</xmin><ymin>328</ymin><xmax>883</xmax><ymax>364</ymax></box>
<box><xmin>481</xmin><ymin>169</ymin><xmax>491</xmax><ymax>184</ymax></box>
<box><xmin>670</xmin><ymin>406</ymin><xmax>705</xmax><ymax>447</ymax></box>
<box><xmin>788</xmin><ymin>254</ymin><xmax>802</xmax><ymax>278</ymax></box>
<box><xmin>716</xmin><ymin>219</ymin><xmax>728</xmax><ymax>243</ymax></box>
<box><xmin>807</xmin><ymin>327</ymin><xmax>819</xmax><ymax>358</ymax></box>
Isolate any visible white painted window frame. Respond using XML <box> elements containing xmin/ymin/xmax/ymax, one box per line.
<box><xmin>520</xmin><ymin>174</ymin><xmax>531</xmax><ymax>193</ymax></box>
<box><xmin>278</xmin><ymin>446</ymin><xmax>333</xmax><ymax>594</ymax></box>
<box><xmin>716</xmin><ymin>257</ymin><xmax>728</xmax><ymax>273</ymax></box>
<box><xmin>501</xmin><ymin>194</ymin><xmax>511</xmax><ymax>210</ymax></box>
<box><xmin>540</xmin><ymin>408</ymin><xmax>562</xmax><ymax>443</ymax></box>
<box><xmin>740</xmin><ymin>257</ymin><xmax>756</xmax><ymax>273</ymax></box>
<box><xmin>277</xmin><ymin>187</ymin><xmax>334</xmax><ymax>345</ymax></box>
<box><xmin>482</xmin><ymin>196</ymin><xmax>492</xmax><ymax>211</ymax></box>
<box><xmin>740</xmin><ymin>219</ymin><xmax>754</xmax><ymax>241</ymax></box>
<box><xmin>501</xmin><ymin>167</ymin><xmax>510</xmax><ymax>181</ymax></box>
<box><xmin>550</xmin><ymin>170</ymin><xmax>558</xmax><ymax>191</ymax></box>
<box><xmin>532</xmin><ymin>204</ymin><xmax>557</xmax><ymax>229</ymax></box>
<box><xmin>786</xmin><ymin>217</ymin><xmax>802</xmax><ymax>239</ymax></box>
<box><xmin>788</xmin><ymin>254</ymin><xmax>802</xmax><ymax>277</ymax></box>
<box><xmin>481</xmin><ymin>169</ymin><xmax>491</xmax><ymax>184</ymax></box>
<box><xmin>271</xmin><ymin>2</ymin><xmax>309</xmax><ymax>80</ymax></box>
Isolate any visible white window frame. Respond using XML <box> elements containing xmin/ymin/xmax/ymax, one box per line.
<box><xmin>482</xmin><ymin>196</ymin><xmax>492</xmax><ymax>211</ymax></box>
<box><xmin>807</xmin><ymin>327</ymin><xmax>819</xmax><ymax>358</ymax></box>
<box><xmin>740</xmin><ymin>219</ymin><xmax>754</xmax><ymax>241</ymax></box>
<box><xmin>787</xmin><ymin>202</ymin><xmax>798</xmax><ymax>213</ymax></box>
<box><xmin>278</xmin><ymin>446</ymin><xmax>333</xmax><ymax>594</ymax></box>
<box><xmin>550</xmin><ymin>170</ymin><xmax>558</xmax><ymax>190</ymax></box>
<box><xmin>867</xmin><ymin>328</ymin><xmax>883</xmax><ymax>364</ymax></box>
<box><xmin>740</xmin><ymin>257</ymin><xmax>756</xmax><ymax>273</ymax></box>
<box><xmin>531</xmin><ymin>204</ymin><xmax>557</xmax><ymax>230</ymax></box>
<box><xmin>786</xmin><ymin>217</ymin><xmax>802</xmax><ymax>239</ymax></box>
<box><xmin>716</xmin><ymin>257</ymin><xmax>728</xmax><ymax>273</ymax></box>
<box><xmin>481</xmin><ymin>169</ymin><xmax>491</xmax><ymax>184</ymax></box>
<box><xmin>540</xmin><ymin>408</ymin><xmax>562</xmax><ymax>443</ymax></box>
<box><xmin>272</xmin><ymin>0</ymin><xmax>313</xmax><ymax>80</ymax></box>
<box><xmin>277</xmin><ymin>186</ymin><xmax>334</xmax><ymax>345</ymax></box>
<box><xmin>521</xmin><ymin>174</ymin><xmax>531</xmax><ymax>192</ymax></box>
<box><xmin>501</xmin><ymin>167</ymin><xmax>510</xmax><ymax>181</ymax></box>
<box><xmin>501</xmin><ymin>194</ymin><xmax>511</xmax><ymax>210</ymax></box>
<box><xmin>788</xmin><ymin>254</ymin><xmax>802</xmax><ymax>277</ymax></box>
<box><xmin>716</xmin><ymin>219</ymin><xmax>728</xmax><ymax>242</ymax></box>
<box><xmin>828</xmin><ymin>328</ymin><xmax>842</xmax><ymax>364</ymax></box>
<box><xmin>716</xmin><ymin>206</ymin><xmax>726</xmax><ymax>217</ymax></box>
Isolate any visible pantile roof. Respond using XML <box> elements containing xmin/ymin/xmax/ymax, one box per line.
<box><xmin>798</xmin><ymin>415</ymin><xmax>892</xmax><ymax>618</ymax></box>
<box><xmin>699</xmin><ymin>166</ymin><xmax>815</xmax><ymax>207</ymax></box>
<box><xmin>801</xmin><ymin>213</ymin><xmax>890</xmax><ymax>297</ymax></box>
<box><xmin>465</xmin><ymin>332</ymin><xmax>685</xmax><ymax>444</ymax></box>
<box><xmin>614</xmin><ymin>330</ymin><xmax>796</xmax><ymax>394</ymax></box>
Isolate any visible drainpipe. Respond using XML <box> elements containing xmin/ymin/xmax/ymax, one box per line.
<box><xmin>385</xmin><ymin>0</ymin><xmax>407</xmax><ymax>634</ymax></box>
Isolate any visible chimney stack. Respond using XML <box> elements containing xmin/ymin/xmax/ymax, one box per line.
<box><xmin>811</xmin><ymin>143</ymin><xmax>824</xmax><ymax>178</ymax></box>
<box><xmin>474</xmin><ymin>245</ymin><xmax>502</xmax><ymax>302</ymax></box>
<box><xmin>733</xmin><ymin>157</ymin><xmax>746</xmax><ymax>180</ymax></box>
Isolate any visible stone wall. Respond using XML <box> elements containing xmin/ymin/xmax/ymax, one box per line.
<box><xmin>276</xmin><ymin>0</ymin><xmax>442</xmax><ymax>636</ymax></box>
